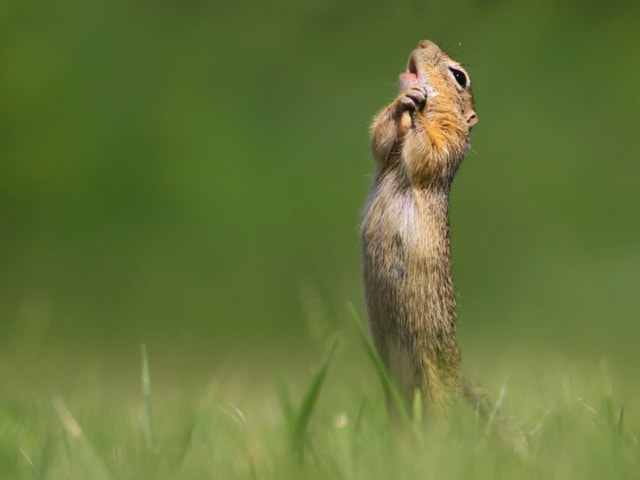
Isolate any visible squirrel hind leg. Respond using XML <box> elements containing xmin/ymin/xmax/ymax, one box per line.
<box><xmin>386</xmin><ymin>341</ymin><xmax>422</xmax><ymax>407</ymax></box>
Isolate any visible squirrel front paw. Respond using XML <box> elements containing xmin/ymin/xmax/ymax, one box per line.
<box><xmin>397</xmin><ymin>87</ymin><xmax>427</xmax><ymax>113</ymax></box>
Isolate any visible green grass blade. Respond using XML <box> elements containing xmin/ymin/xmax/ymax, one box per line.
<box><xmin>617</xmin><ymin>407</ymin><xmax>625</xmax><ymax>435</ymax></box>
<box><xmin>484</xmin><ymin>385</ymin><xmax>506</xmax><ymax>437</ymax></box>
<box><xmin>411</xmin><ymin>389</ymin><xmax>424</xmax><ymax>441</ymax></box>
<box><xmin>141</xmin><ymin>344</ymin><xmax>155</xmax><ymax>451</ymax></box>
<box><xmin>347</xmin><ymin>303</ymin><xmax>412</xmax><ymax>430</ymax></box>
<box><xmin>291</xmin><ymin>339</ymin><xmax>337</xmax><ymax>459</ymax></box>
<box><xmin>352</xmin><ymin>398</ymin><xmax>367</xmax><ymax>440</ymax></box>
<box><xmin>275</xmin><ymin>375</ymin><xmax>295</xmax><ymax>428</ymax></box>
<box><xmin>35</xmin><ymin>426</ymin><xmax>57</xmax><ymax>480</ymax></box>
<box><xmin>412</xmin><ymin>389</ymin><xmax>422</xmax><ymax>426</ymax></box>
<box><xmin>53</xmin><ymin>397</ymin><xmax>112</xmax><ymax>480</ymax></box>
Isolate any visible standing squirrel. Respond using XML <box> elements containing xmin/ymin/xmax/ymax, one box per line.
<box><xmin>361</xmin><ymin>40</ymin><xmax>478</xmax><ymax>416</ymax></box>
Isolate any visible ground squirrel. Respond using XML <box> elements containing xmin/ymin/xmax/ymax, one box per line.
<box><xmin>361</xmin><ymin>40</ymin><xmax>478</xmax><ymax>416</ymax></box>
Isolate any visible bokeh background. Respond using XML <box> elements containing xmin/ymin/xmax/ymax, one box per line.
<box><xmin>2</xmin><ymin>0</ymin><xmax>639</xmax><ymax>393</ymax></box>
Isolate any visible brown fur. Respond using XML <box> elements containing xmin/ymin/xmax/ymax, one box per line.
<box><xmin>361</xmin><ymin>40</ymin><xmax>478</xmax><ymax>415</ymax></box>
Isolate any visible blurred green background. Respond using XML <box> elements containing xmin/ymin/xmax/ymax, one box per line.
<box><xmin>1</xmin><ymin>0</ymin><xmax>639</xmax><ymax>381</ymax></box>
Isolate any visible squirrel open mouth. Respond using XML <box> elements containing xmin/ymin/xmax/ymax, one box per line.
<box><xmin>408</xmin><ymin>57</ymin><xmax>418</xmax><ymax>76</ymax></box>
<box><xmin>399</xmin><ymin>55</ymin><xmax>419</xmax><ymax>89</ymax></box>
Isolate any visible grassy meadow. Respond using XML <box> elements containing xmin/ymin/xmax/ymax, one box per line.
<box><xmin>2</xmin><ymin>0</ymin><xmax>640</xmax><ymax>478</ymax></box>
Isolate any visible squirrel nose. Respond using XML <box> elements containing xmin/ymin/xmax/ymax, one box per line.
<box><xmin>417</xmin><ymin>40</ymin><xmax>435</xmax><ymax>49</ymax></box>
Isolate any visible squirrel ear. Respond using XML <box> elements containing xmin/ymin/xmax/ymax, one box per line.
<box><xmin>467</xmin><ymin>111</ymin><xmax>478</xmax><ymax>128</ymax></box>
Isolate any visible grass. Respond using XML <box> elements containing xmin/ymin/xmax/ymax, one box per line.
<box><xmin>1</xmin><ymin>322</ymin><xmax>639</xmax><ymax>480</ymax></box>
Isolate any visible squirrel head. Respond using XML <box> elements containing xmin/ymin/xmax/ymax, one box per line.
<box><xmin>399</xmin><ymin>40</ymin><xmax>478</xmax><ymax>131</ymax></box>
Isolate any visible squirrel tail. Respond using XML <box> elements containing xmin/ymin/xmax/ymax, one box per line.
<box><xmin>462</xmin><ymin>377</ymin><xmax>495</xmax><ymax>419</ymax></box>
<box><xmin>462</xmin><ymin>377</ymin><xmax>529</xmax><ymax>454</ymax></box>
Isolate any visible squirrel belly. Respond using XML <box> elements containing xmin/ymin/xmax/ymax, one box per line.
<box><xmin>362</xmin><ymin>169</ymin><xmax>461</xmax><ymax>412</ymax></box>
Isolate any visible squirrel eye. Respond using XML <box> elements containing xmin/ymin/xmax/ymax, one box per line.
<box><xmin>449</xmin><ymin>67</ymin><xmax>467</xmax><ymax>88</ymax></box>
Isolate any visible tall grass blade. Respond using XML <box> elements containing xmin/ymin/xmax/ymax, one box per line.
<box><xmin>171</xmin><ymin>421</ymin><xmax>195</xmax><ymax>472</ymax></box>
<box><xmin>291</xmin><ymin>340</ymin><xmax>337</xmax><ymax>459</ymax></box>
<box><xmin>484</xmin><ymin>385</ymin><xmax>506</xmax><ymax>437</ymax></box>
<box><xmin>53</xmin><ymin>397</ymin><xmax>112</xmax><ymax>480</ymax></box>
<box><xmin>617</xmin><ymin>407</ymin><xmax>625</xmax><ymax>435</ymax></box>
<box><xmin>352</xmin><ymin>398</ymin><xmax>367</xmax><ymax>440</ymax></box>
<box><xmin>275</xmin><ymin>375</ymin><xmax>295</xmax><ymax>428</ymax></box>
<box><xmin>141</xmin><ymin>344</ymin><xmax>155</xmax><ymax>451</ymax></box>
<box><xmin>412</xmin><ymin>389</ymin><xmax>424</xmax><ymax>441</ymax></box>
<box><xmin>348</xmin><ymin>303</ymin><xmax>411</xmax><ymax>430</ymax></box>
<box><xmin>36</xmin><ymin>427</ymin><xmax>56</xmax><ymax>480</ymax></box>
